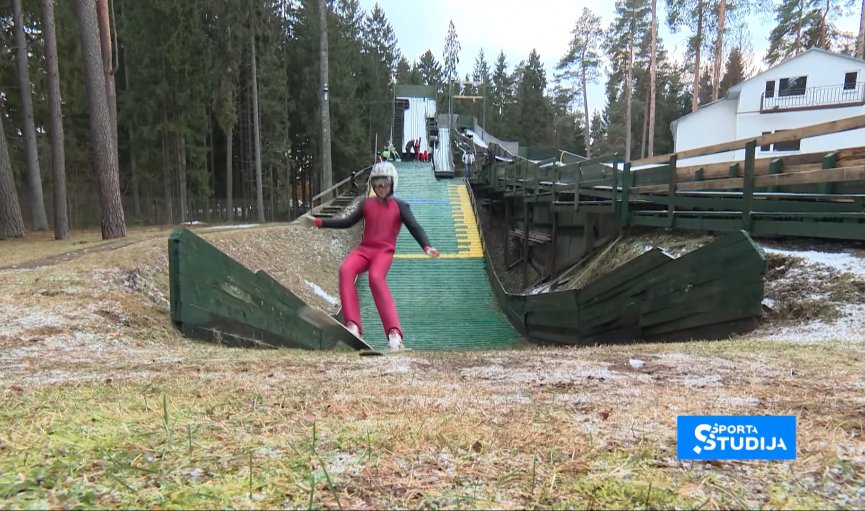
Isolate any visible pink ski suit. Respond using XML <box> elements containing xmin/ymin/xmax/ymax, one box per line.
<box><xmin>315</xmin><ymin>196</ymin><xmax>431</xmax><ymax>337</ymax></box>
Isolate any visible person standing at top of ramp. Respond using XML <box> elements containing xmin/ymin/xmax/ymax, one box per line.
<box><xmin>462</xmin><ymin>150</ymin><xmax>475</xmax><ymax>180</ymax></box>
<box><xmin>308</xmin><ymin>162</ymin><xmax>440</xmax><ymax>350</ymax></box>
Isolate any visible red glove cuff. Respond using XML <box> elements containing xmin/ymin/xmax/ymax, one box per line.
<box><xmin>314</xmin><ymin>218</ymin><xmax>323</xmax><ymax>228</ymax></box>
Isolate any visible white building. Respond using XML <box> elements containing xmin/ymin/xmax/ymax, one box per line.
<box><xmin>671</xmin><ymin>48</ymin><xmax>865</xmax><ymax>166</ymax></box>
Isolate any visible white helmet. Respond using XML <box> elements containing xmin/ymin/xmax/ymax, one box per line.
<box><xmin>369</xmin><ymin>161</ymin><xmax>398</xmax><ymax>194</ymax></box>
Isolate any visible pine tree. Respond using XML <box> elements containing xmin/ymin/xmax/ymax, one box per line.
<box><xmin>395</xmin><ymin>55</ymin><xmax>412</xmax><ymax>83</ymax></box>
<box><xmin>74</xmin><ymin>0</ymin><xmax>126</xmax><ymax>238</ymax></box>
<box><xmin>12</xmin><ymin>0</ymin><xmax>49</xmax><ymax>230</ymax></box>
<box><xmin>766</xmin><ymin>0</ymin><xmax>841</xmax><ymax>65</ymax></box>
<box><xmin>857</xmin><ymin>0</ymin><xmax>865</xmax><ymax>58</ymax></box>
<box><xmin>514</xmin><ymin>49</ymin><xmax>552</xmax><ymax>147</ymax></box>
<box><xmin>719</xmin><ymin>46</ymin><xmax>747</xmax><ymax>95</ymax></box>
<box><xmin>469</xmin><ymin>48</ymin><xmax>491</xmax><ymax>128</ymax></box>
<box><xmin>0</xmin><ymin>113</ymin><xmax>26</xmax><ymax>239</ymax></box>
<box><xmin>666</xmin><ymin>0</ymin><xmax>712</xmax><ymax>112</ymax></box>
<box><xmin>211</xmin><ymin>0</ymin><xmax>245</xmax><ymax>222</ymax></box>
<box><xmin>41</xmin><ymin>0</ymin><xmax>69</xmax><ymax>239</ymax></box>
<box><xmin>490</xmin><ymin>51</ymin><xmax>514</xmax><ymax>138</ymax></box>
<box><xmin>416</xmin><ymin>50</ymin><xmax>444</xmax><ymax>87</ymax></box>
<box><xmin>606</xmin><ymin>0</ymin><xmax>652</xmax><ymax>161</ymax></box>
<box><xmin>443</xmin><ymin>20</ymin><xmax>461</xmax><ymax>127</ymax></box>
<box><xmin>557</xmin><ymin>7</ymin><xmax>603</xmax><ymax>157</ymax></box>
<box><xmin>362</xmin><ymin>3</ymin><xmax>399</xmax><ymax>151</ymax></box>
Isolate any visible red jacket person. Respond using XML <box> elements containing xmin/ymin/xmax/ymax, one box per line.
<box><xmin>312</xmin><ymin>162</ymin><xmax>439</xmax><ymax>350</ymax></box>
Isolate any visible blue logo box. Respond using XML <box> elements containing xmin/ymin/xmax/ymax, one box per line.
<box><xmin>677</xmin><ymin>415</ymin><xmax>796</xmax><ymax>460</ymax></box>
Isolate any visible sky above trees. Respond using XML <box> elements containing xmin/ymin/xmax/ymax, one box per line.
<box><xmin>359</xmin><ymin>0</ymin><xmax>865</xmax><ymax>114</ymax></box>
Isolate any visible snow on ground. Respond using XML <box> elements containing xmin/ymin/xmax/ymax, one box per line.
<box><xmin>305</xmin><ymin>279</ymin><xmax>338</xmax><ymax>306</ymax></box>
<box><xmin>763</xmin><ymin>247</ymin><xmax>865</xmax><ymax>279</ymax></box>
<box><xmin>754</xmin><ymin>242</ymin><xmax>865</xmax><ymax>343</ymax></box>
<box><xmin>201</xmin><ymin>223</ymin><xmax>261</xmax><ymax>231</ymax></box>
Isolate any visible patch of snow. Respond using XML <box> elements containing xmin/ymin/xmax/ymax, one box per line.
<box><xmin>629</xmin><ymin>358</ymin><xmax>645</xmax><ymax>369</ymax></box>
<box><xmin>304</xmin><ymin>280</ymin><xmax>338</xmax><ymax>305</ymax></box>
<box><xmin>755</xmin><ymin>304</ymin><xmax>865</xmax><ymax>343</ymax></box>
<box><xmin>201</xmin><ymin>224</ymin><xmax>260</xmax><ymax>231</ymax></box>
<box><xmin>762</xmin><ymin>297</ymin><xmax>776</xmax><ymax>309</ymax></box>
<box><xmin>683</xmin><ymin>374</ymin><xmax>722</xmax><ymax>387</ymax></box>
<box><xmin>719</xmin><ymin>396</ymin><xmax>760</xmax><ymax>408</ymax></box>
<box><xmin>764</xmin><ymin>247</ymin><xmax>865</xmax><ymax>279</ymax></box>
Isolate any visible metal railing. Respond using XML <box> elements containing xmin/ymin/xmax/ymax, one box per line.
<box><xmin>761</xmin><ymin>82</ymin><xmax>865</xmax><ymax>112</ymax></box>
<box><xmin>310</xmin><ymin>165</ymin><xmax>372</xmax><ymax>212</ymax></box>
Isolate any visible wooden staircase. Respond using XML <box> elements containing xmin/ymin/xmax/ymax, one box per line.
<box><xmin>311</xmin><ymin>190</ymin><xmax>362</xmax><ymax>219</ymax></box>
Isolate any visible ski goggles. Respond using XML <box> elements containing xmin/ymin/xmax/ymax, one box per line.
<box><xmin>371</xmin><ymin>177</ymin><xmax>391</xmax><ymax>188</ymax></box>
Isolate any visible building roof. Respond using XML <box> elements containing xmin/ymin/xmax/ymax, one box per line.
<box><xmin>394</xmin><ymin>84</ymin><xmax>437</xmax><ymax>99</ymax></box>
<box><xmin>669</xmin><ymin>96</ymin><xmax>733</xmax><ymax>133</ymax></box>
<box><xmin>728</xmin><ymin>48</ymin><xmax>865</xmax><ymax>94</ymax></box>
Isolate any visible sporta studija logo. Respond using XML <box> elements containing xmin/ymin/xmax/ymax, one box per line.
<box><xmin>677</xmin><ymin>416</ymin><xmax>796</xmax><ymax>460</ymax></box>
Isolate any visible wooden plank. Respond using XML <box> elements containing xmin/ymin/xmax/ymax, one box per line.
<box><xmin>629</xmin><ymin>193</ymin><xmax>865</xmax><ymax>213</ymax></box>
<box><xmin>168</xmin><ymin>228</ymin><xmax>345</xmax><ymax>350</ymax></box>
<box><xmin>632</xmin><ymin>163</ymin><xmax>865</xmax><ymax>193</ymax></box>
<box><xmin>742</xmin><ymin>141</ymin><xmax>756</xmax><ymax>230</ymax></box>
<box><xmin>634</xmin><ymin>114</ymin><xmax>865</xmax><ymax>165</ymax></box>
<box><xmin>578</xmin><ymin>249</ymin><xmax>673</xmax><ymax>305</ymax></box>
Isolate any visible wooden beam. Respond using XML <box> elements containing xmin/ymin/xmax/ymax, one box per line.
<box><xmin>631</xmin><ymin>164</ymin><xmax>865</xmax><ymax>192</ymax></box>
<box><xmin>633</xmin><ymin>114</ymin><xmax>865</xmax><ymax>166</ymax></box>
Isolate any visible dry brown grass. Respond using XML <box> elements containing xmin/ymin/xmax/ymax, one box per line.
<box><xmin>1</xmin><ymin>222</ymin><xmax>864</xmax><ymax>509</ymax></box>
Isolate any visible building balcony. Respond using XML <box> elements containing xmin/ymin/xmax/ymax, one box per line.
<box><xmin>761</xmin><ymin>82</ymin><xmax>865</xmax><ymax>113</ymax></box>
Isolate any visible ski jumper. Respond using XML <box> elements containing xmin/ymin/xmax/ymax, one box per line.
<box><xmin>316</xmin><ymin>196</ymin><xmax>431</xmax><ymax>337</ymax></box>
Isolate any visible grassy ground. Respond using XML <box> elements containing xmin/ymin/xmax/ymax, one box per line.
<box><xmin>1</xmin><ymin>224</ymin><xmax>864</xmax><ymax>509</ymax></box>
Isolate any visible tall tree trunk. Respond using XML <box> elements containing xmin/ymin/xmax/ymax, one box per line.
<box><xmin>692</xmin><ymin>1</ymin><xmax>704</xmax><ymax>112</ymax></box>
<box><xmin>120</xmin><ymin>0</ymin><xmax>140</xmax><ymax>221</ymax></box>
<box><xmin>161</xmin><ymin>125</ymin><xmax>173</xmax><ymax>225</ymax></box>
<box><xmin>226</xmin><ymin>126</ymin><xmax>234</xmax><ymax>222</ymax></box>
<box><xmin>647</xmin><ymin>0</ymin><xmax>657</xmax><ymax>157</ymax></box>
<box><xmin>0</xmin><ymin>114</ymin><xmax>26</xmax><ymax>239</ymax></box>
<box><xmin>819</xmin><ymin>0</ymin><xmax>830</xmax><ymax>49</ymax></box>
<box><xmin>857</xmin><ymin>0</ymin><xmax>865</xmax><ymax>58</ymax></box>
<box><xmin>124</xmin><ymin>58</ymin><xmax>141</xmax><ymax>221</ymax></box>
<box><xmin>319</xmin><ymin>0</ymin><xmax>333</xmax><ymax>192</ymax></box>
<box><xmin>177</xmin><ymin>133</ymin><xmax>188</xmax><ymax>223</ymax></box>
<box><xmin>96</xmin><ymin>0</ymin><xmax>118</xmax><ymax>155</ymax></box>
<box><xmin>625</xmin><ymin>30</ymin><xmax>634</xmax><ymax>162</ymax></box>
<box><xmin>712</xmin><ymin>0</ymin><xmax>726</xmax><ymax>101</ymax></box>
<box><xmin>250</xmin><ymin>10</ymin><xmax>265</xmax><ymax>224</ymax></box>
<box><xmin>74</xmin><ymin>0</ymin><xmax>126</xmax><ymax>239</ymax></box>
<box><xmin>640</xmin><ymin>98</ymin><xmax>649</xmax><ymax>158</ymax></box>
<box><xmin>290</xmin><ymin>162</ymin><xmax>298</xmax><ymax>218</ymax></box>
<box><xmin>581</xmin><ymin>63</ymin><xmax>591</xmax><ymax>158</ymax></box>
<box><xmin>795</xmin><ymin>2</ymin><xmax>805</xmax><ymax>53</ymax></box>
<box><xmin>13</xmin><ymin>0</ymin><xmax>49</xmax><ymax>231</ymax></box>
<box><xmin>42</xmin><ymin>0</ymin><xmax>68</xmax><ymax>240</ymax></box>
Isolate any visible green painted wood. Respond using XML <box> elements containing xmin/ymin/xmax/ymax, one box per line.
<box><xmin>819</xmin><ymin>151</ymin><xmax>837</xmax><ymax>194</ymax></box>
<box><xmin>767</xmin><ymin>158</ymin><xmax>782</xmax><ymax>193</ymax></box>
<box><xmin>729</xmin><ymin>163</ymin><xmax>739</xmax><ymax>178</ymax></box>
<box><xmin>620</xmin><ymin>162</ymin><xmax>632</xmax><ymax>226</ymax></box>
<box><xmin>169</xmin><ymin>228</ymin><xmax>344</xmax><ymax>350</ymax></box>
<box><xmin>742</xmin><ymin>141</ymin><xmax>756</xmax><ymax>230</ymax></box>
<box><xmin>631</xmin><ymin>212</ymin><xmax>865</xmax><ymax>239</ymax></box>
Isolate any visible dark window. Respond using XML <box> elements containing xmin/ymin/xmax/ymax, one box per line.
<box><xmin>760</xmin><ymin>131</ymin><xmax>772</xmax><ymax>152</ymax></box>
<box><xmin>773</xmin><ymin>131</ymin><xmax>801</xmax><ymax>152</ymax></box>
<box><xmin>844</xmin><ymin>71</ymin><xmax>858</xmax><ymax>90</ymax></box>
<box><xmin>765</xmin><ymin>80</ymin><xmax>775</xmax><ymax>98</ymax></box>
<box><xmin>779</xmin><ymin>76</ymin><xmax>807</xmax><ymax>97</ymax></box>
